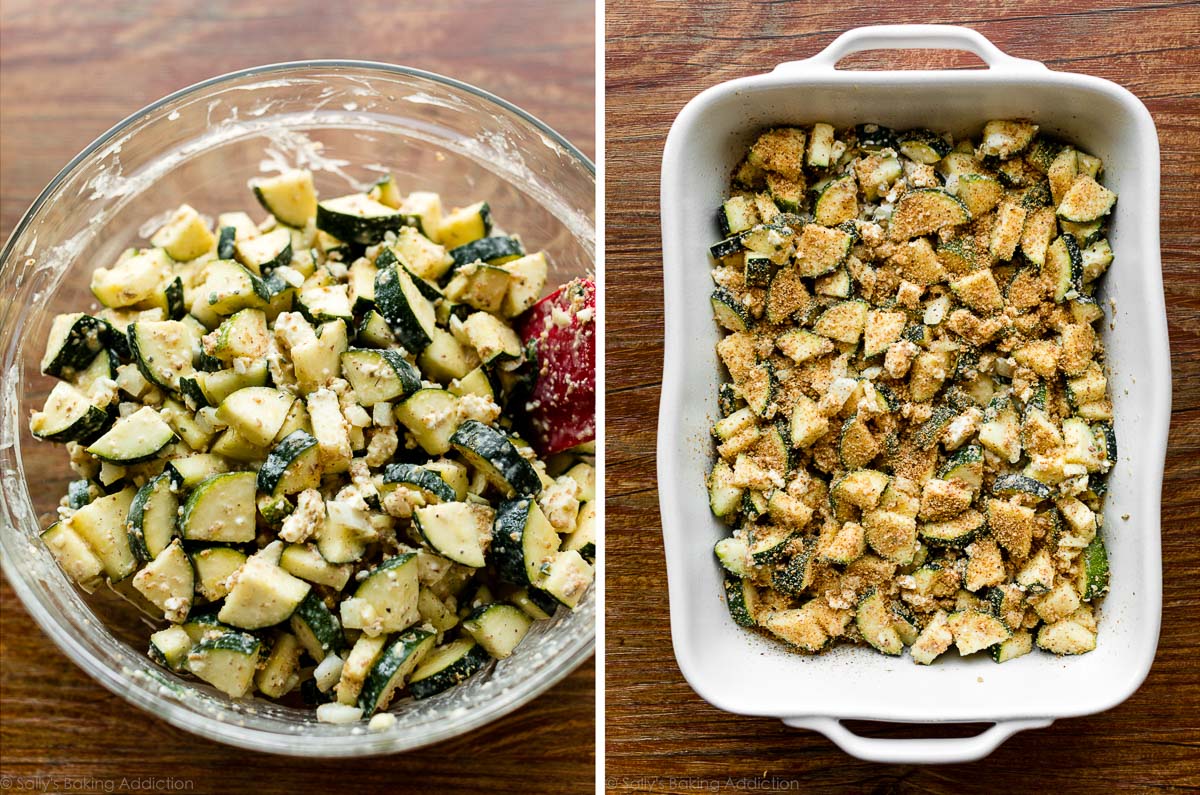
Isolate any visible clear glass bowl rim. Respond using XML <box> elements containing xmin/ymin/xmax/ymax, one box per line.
<box><xmin>0</xmin><ymin>60</ymin><xmax>595</xmax><ymax>757</ymax></box>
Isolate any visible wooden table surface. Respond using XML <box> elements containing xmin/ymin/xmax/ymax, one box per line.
<box><xmin>0</xmin><ymin>1</ymin><xmax>594</xmax><ymax>793</ymax></box>
<box><xmin>605</xmin><ymin>2</ymin><xmax>1200</xmax><ymax>791</ymax></box>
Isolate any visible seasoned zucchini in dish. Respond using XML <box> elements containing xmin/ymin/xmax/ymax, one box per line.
<box><xmin>707</xmin><ymin>121</ymin><xmax>1118</xmax><ymax>664</ymax></box>
<box><xmin>29</xmin><ymin>166</ymin><xmax>595</xmax><ymax>721</ymax></box>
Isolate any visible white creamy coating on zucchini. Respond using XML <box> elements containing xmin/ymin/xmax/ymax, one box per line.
<box><xmin>29</xmin><ymin>166</ymin><xmax>595</xmax><ymax>719</ymax></box>
<box><xmin>708</xmin><ymin>121</ymin><xmax>1115</xmax><ymax>664</ymax></box>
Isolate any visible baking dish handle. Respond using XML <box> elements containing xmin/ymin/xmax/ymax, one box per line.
<box><xmin>781</xmin><ymin>716</ymin><xmax>1053</xmax><ymax>764</ymax></box>
<box><xmin>775</xmin><ymin>25</ymin><xmax>1048</xmax><ymax>74</ymax></box>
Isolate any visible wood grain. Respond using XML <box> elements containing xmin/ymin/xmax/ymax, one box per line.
<box><xmin>0</xmin><ymin>1</ymin><xmax>594</xmax><ymax>792</ymax></box>
<box><xmin>605</xmin><ymin>2</ymin><xmax>1200</xmax><ymax>791</ymax></box>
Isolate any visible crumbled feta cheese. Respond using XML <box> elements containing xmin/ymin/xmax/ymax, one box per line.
<box><xmin>279</xmin><ymin>489</ymin><xmax>324</xmax><ymax>543</ymax></box>
<box><xmin>316</xmin><ymin>702</ymin><xmax>363</xmax><ymax>725</ymax></box>
<box><xmin>382</xmin><ymin>485</ymin><xmax>426</xmax><ymax>519</ymax></box>
<box><xmin>539</xmin><ymin>476</ymin><xmax>581</xmax><ymax>533</ymax></box>
<box><xmin>364</xmin><ymin>426</ymin><xmax>398</xmax><ymax>468</ymax></box>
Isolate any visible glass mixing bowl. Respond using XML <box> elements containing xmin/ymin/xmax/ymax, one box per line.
<box><xmin>0</xmin><ymin>61</ymin><xmax>595</xmax><ymax>756</ymax></box>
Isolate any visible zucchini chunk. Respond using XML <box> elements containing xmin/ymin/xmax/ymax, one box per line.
<box><xmin>29</xmin><ymin>382</ymin><xmax>110</xmax><ymax>443</ymax></box>
<box><xmin>41</xmin><ymin>521</ymin><xmax>105</xmax><ymax>592</ymax></box>
<box><xmin>180</xmin><ymin>471</ymin><xmax>257</xmax><ymax>542</ymax></box>
<box><xmin>340</xmin><ymin>348</ymin><xmax>421</xmax><ymax>406</ymax></box>
<box><xmin>408</xmin><ymin>638</ymin><xmax>491</xmax><ymax>699</ymax></box>
<box><xmin>857</xmin><ymin>589</ymin><xmax>903</xmax><ymax>656</ymax></box>
<box><xmin>1056</xmin><ymin>175</ymin><xmax>1117</xmax><ymax>222</ymax></box>
<box><xmin>149</xmin><ymin>625</ymin><xmax>193</xmax><ymax>670</ymax></box>
<box><xmin>191</xmin><ymin>546</ymin><xmax>247</xmax><ymax>602</ymax></box>
<box><xmin>437</xmin><ymin>201</ymin><xmax>493</xmax><ymax>249</ymax></box>
<box><xmin>218</xmin><ymin>543</ymin><xmax>312</xmax><ymax>629</ymax></box>
<box><xmin>128</xmin><ymin>320</ymin><xmax>196</xmax><ymax>392</ymax></box>
<box><xmin>490</xmin><ymin>496</ymin><xmax>559</xmax><ymax>587</ymax></box>
<box><xmin>131</xmin><ymin>539</ymin><xmax>194</xmax><ymax>623</ymax></box>
<box><xmin>451</xmin><ymin>420</ymin><xmax>542</xmax><ymax>497</ymax></box>
<box><xmin>67</xmin><ymin>487</ymin><xmax>137</xmax><ymax>581</ymax></box>
<box><xmin>41</xmin><ymin>313</ymin><xmax>110</xmax><ymax>378</ymax></box>
<box><xmin>126</xmin><ymin>473</ymin><xmax>178</xmax><ymax>562</ymax></box>
<box><xmin>251</xmin><ymin>169</ymin><xmax>318</xmax><ymax>228</ymax></box>
<box><xmin>358</xmin><ymin>628</ymin><xmax>436</xmax><ymax>716</ymax></box>
<box><xmin>290</xmin><ymin>590</ymin><xmax>347</xmax><ymax>662</ymax></box>
<box><xmin>187</xmin><ymin>632</ymin><xmax>262</xmax><ymax>698</ymax></box>
<box><xmin>462</xmin><ymin>602</ymin><xmax>533</xmax><ymax>659</ymax></box>
<box><xmin>340</xmin><ymin>553</ymin><xmax>421</xmax><ymax>636</ymax></box>
<box><xmin>374</xmin><ymin>261</ymin><xmax>438</xmax><ymax>352</ymax></box>
<box><xmin>449</xmin><ymin>236</ymin><xmax>525</xmax><ymax>272</ymax></box>
<box><xmin>381</xmin><ymin>463</ymin><xmax>457</xmax><ymax>503</ymax></box>
<box><xmin>86</xmin><ymin>406</ymin><xmax>176</xmax><ymax>464</ymax></box>
<box><xmin>257</xmin><ymin>430</ymin><xmax>322</xmax><ymax>496</ymax></box>
<box><xmin>888</xmin><ymin>189</ymin><xmax>970</xmax><ymax>240</ymax></box>
<box><xmin>541</xmin><ymin>550</ymin><xmax>594</xmax><ymax>609</ymax></box>
<box><xmin>413</xmin><ymin>502</ymin><xmax>494</xmax><ymax>568</ymax></box>
<box><xmin>317</xmin><ymin>193</ymin><xmax>410</xmax><ymax>245</ymax></box>
<box><xmin>215</xmin><ymin>387</ymin><xmax>295</xmax><ymax>447</ymax></box>
<box><xmin>395</xmin><ymin>389</ymin><xmax>461</xmax><ymax>455</ymax></box>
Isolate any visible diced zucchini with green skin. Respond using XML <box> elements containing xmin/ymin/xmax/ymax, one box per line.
<box><xmin>437</xmin><ymin>201</ymin><xmax>493</xmax><ymax>249</ymax></box>
<box><xmin>711</xmin><ymin>287</ymin><xmax>751</xmax><ymax>332</ymax></box>
<box><xmin>296</xmin><ymin>284</ymin><xmax>354</xmax><ymax>324</ymax></box>
<box><xmin>1081</xmin><ymin>535</ymin><xmax>1110</xmax><ymax>600</ymax></box>
<box><xmin>28</xmin><ymin>382</ymin><xmax>111</xmax><ymax>443</ymax></box>
<box><xmin>254</xmin><ymin>631</ymin><xmax>303</xmax><ymax>699</ymax></box>
<box><xmin>979</xmin><ymin>396</ymin><xmax>1021</xmax><ymax>463</ymax></box>
<box><xmin>807</xmin><ymin>122</ymin><xmax>835</xmax><ymax>168</ymax></box>
<box><xmin>336</xmin><ymin>634</ymin><xmax>388</xmax><ymax>706</ymax></box>
<box><xmin>499</xmin><ymin>252</ymin><xmax>549</xmax><ymax>318</ymax></box>
<box><xmin>126</xmin><ymin>473</ymin><xmax>178</xmax><ymax>562</ymax></box>
<box><xmin>358</xmin><ymin>628</ymin><xmax>435</xmax><ymax>716</ymax></box>
<box><xmin>86</xmin><ymin>406</ymin><xmax>176</xmax><ymax>464</ymax></box>
<box><xmin>368</xmin><ymin>173</ymin><xmax>403</xmax><ymax>208</ymax></box>
<box><xmin>541</xmin><ymin>550</ymin><xmax>593</xmax><ymax>609</ymax></box>
<box><xmin>444</xmin><ymin>264</ymin><xmax>511</xmax><ymax>314</ymax></box>
<box><xmin>192</xmin><ymin>546</ymin><xmax>247</xmax><ymax>602</ymax></box>
<box><xmin>67</xmin><ymin>479</ymin><xmax>98</xmax><ymax>510</ymax></box>
<box><xmin>277</xmin><ymin>545</ymin><xmax>348</xmax><ymax>591</ymax></box>
<box><xmin>795</xmin><ymin>224</ymin><xmax>852</xmax><ymax>277</ymax></box>
<box><xmin>166</xmin><ymin>453</ymin><xmax>229</xmax><ymax>490</ymax></box>
<box><xmin>251</xmin><ymin>169</ymin><xmax>317</xmax><ymax>228</ymax></box>
<box><xmin>393</xmin><ymin>388</ymin><xmax>460</xmax><ymax>456</ymax></box>
<box><xmin>891</xmin><ymin>603</ymin><xmax>921</xmax><ymax>646</ymax></box>
<box><xmin>317</xmin><ymin>193</ymin><xmax>412</xmax><ymax>245</ymax></box>
<box><xmin>888</xmin><ymin>189</ymin><xmax>970</xmax><ymax>241</ymax></box>
<box><xmin>1036</xmin><ymin>619</ymin><xmax>1097</xmax><ymax>655</ymax></box>
<box><xmin>939</xmin><ymin>444</ymin><xmax>983</xmax><ymax>491</ymax></box>
<box><xmin>1044</xmin><ymin>234</ymin><xmax>1084</xmax><ymax>302</ymax></box>
<box><xmin>128</xmin><ymin>320</ymin><xmax>196</xmax><ymax>392</ymax></box>
<box><xmin>218</xmin><ymin>543</ymin><xmax>311</xmax><ymax>629</ymax></box>
<box><xmin>356</xmin><ymin>309</ymin><xmax>395</xmax><ymax>348</ymax></box>
<box><xmin>748</xmin><ymin>524</ymin><xmax>797</xmax><ymax>566</ymax></box>
<box><xmin>207</xmin><ymin>309</ymin><xmax>269</xmax><ymax>363</ymax></box>
<box><xmin>1016</xmin><ymin>547</ymin><xmax>1056</xmax><ymax>594</ymax></box>
<box><xmin>463</xmin><ymin>602</ymin><xmax>533</xmax><ymax>659</ymax></box>
<box><xmin>214</xmin><ymin>387</ymin><xmax>294</xmax><ymax>448</ymax></box>
<box><xmin>857</xmin><ymin>589</ymin><xmax>903</xmax><ymax>656</ymax></box>
<box><xmin>899</xmin><ymin>129</ymin><xmax>950</xmax><ymax>164</ymax></box>
<box><xmin>149</xmin><ymin>625</ymin><xmax>194</xmax><ymax>670</ymax></box>
<box><xmin>709</xmin><ymin>233</ymin><xmax>744</xmax><ymax>260</ymax></box>
<box><xmin>948</xmin><ymin>609</ymin><xmax>1010</xmax><ymax>655</ymax></box>
<box><xmin>198</xmin><ymin>259</ymin><xmax>270</xmax><ymax>315</ymax></box>
<box><xmin>763</xmin><ymin>602</ymin><xmax>829</xmax><ymax>653</ymax></box>
<box><xmin>814</xmin><ymin>175</ymin><xmax>858</xmax><ymax>226</ymax></box>
<box><xmin>180</xmin><ymin>471</ymin><xmax>257</xmax><ymax>542</ymax></box>
<box><xmin>392</xmin><ymin>226</ymin><xmax>455</xmax><ymax>282</ymax></box>
<box><xmin>41</xmin><ymin>313</ymin><xmax>110</xmax><ymax>378</ymax></box>
<box><xmin>41</xmin><ymin>521</ymin><xmax>106</xmax><ymax>591</ymax></box>
<box><xmin>1057</xmin><ymin>175</ymin><xmax>1116</xmax><ymax>222</ymax></box>
<box><xmin>855</xmin><ymin>123</ymin><xmax>898</xmax><ymax>152</ymax></box>
<box><xmin>832</xmin><ymin>469</ymin><xmax>890</xmax><ymax>510</ymax></box>
<box><xmin>1081</xmin><ymin>239</ymin><xmax>1113</xmax><ymax>283</ymax></box>
<box><xmin>341</xmin><ymin>553</ymin><xmax>420</xmax><ymax>636</ymax></box>
<box><xmin>714</xmin><ymin>536</ymin><xmax>750</xmax><ymax>577</ymax></box>
<box><xmin>451</xmin><ymin>420</ymin><xmax>541</xmax><ymax>497</ymax></box>
<box><xmin>408</xmin><ymin>638</ymin><xmax>491</xmax><ymax>699</ymax></box>
<box><xmin>91</xmin><ymin>248</ymin><xmax>172</xmax><ymax>308</ymax></box>
<box><xmin>490</xmin><ymin>496</ymin><xmax>559</xmax><ymax>587</ymax></box>
<box><xmin>413</xmin><ymin>501</ymin><xmax>493</xmax><ymax>568</ymax></box>
<box><xmin>257</xmin><ymin>430</ymin><xmax>321</xmax><ymax>496</ymax></box>
<box><xmin>920</xmin><ymin>509</ymin><xmax>984</xmax><ymax>547</ymax></box>
<box><xmin>992</xmin><ymin>473</ymin><xmax>1052</xmax><ymax>500</ymax></box>
<box><xmin>448</xmin><ymin>235</ymin><xmax>524</xmax><ymax>272</ymax></box>
<box><xmin>187</xmin><ymin>631</ymin><xmax>261</xmax><ymax>698</ymax></box>
<box><xmin>990</xmin><ymin>629</ymin><xmax>1033</xmax><ymax>663</ymax></box>
<box><xmin>374</xmin><ymin>262</ymin><xmax>437</xmax><ymax>352</ymax></box>
<box><xmin>910</xmin><ymin>610</ymin><xmax>953</xmax><ymax>665</ymax></box>
<box><xmin>707</xmin><ymin>459</ymin><xmax>743</xmax><ymax>517</ymax></box>
<box><xmin>132</xmin><ymin>539</ymin><xmax>194</xmax><ymax>622</ymax></box>
<box><xmin>151</xmin><ymin>204</ymin><xmax>215</xmax><ymax>261</ymax></box>
<box><xmin>813</xmin><ymin>299</ymin><xmax>868</xmax><ymax>344</ymax></box>
<box><xmin>340</xmin><ymin>348</ymin><xmax>422</xmax><ymax>407</ymax></box>
<box><xmin>381</xmin><ymin>462</ymin><xmax>458</xmax><ymax>504</ymax></box>
<box><xmin>290</xmin><ymin>591</ymin><xmax>346</xmax><ymax>662</ymax></box>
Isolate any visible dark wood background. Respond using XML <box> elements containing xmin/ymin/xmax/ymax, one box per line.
<box><xmin>605</xmin><ymin>2</ymin><xmax>1200</xmax><ymax>792</ymax></box>
<box><xmin>0</xmin><ymin>1</ymin><xmax>594</xmax><ymax>793</ymax></box>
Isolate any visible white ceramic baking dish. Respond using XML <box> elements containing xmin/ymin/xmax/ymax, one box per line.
<box><xmin>657</xmin><ymin>25</ymin><xmax>1169</xmax><ymax>764</ymax></box>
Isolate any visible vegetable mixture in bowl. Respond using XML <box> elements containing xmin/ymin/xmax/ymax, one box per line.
<box><xmin>29</xmin><ymin>166</ymin><xmax>596</xmax><ymax>724</ymax></box>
